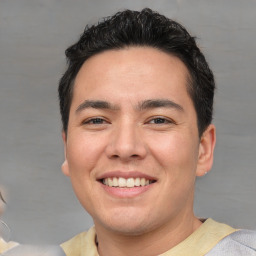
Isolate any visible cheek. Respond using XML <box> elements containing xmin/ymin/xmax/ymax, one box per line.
<box><xmin>150</xmin><ymin>133</ymin><xmax>199</xmax><ymax>209</ymax></box>
<box><xmin>66</xmin><ymin>133</ymin><xmax>106</xmax><ymax>176</ymax></box>
<box><xmin>147</xmin><ymin>132</ymin><xmax>199</xmax><ymax>174</ymax></box>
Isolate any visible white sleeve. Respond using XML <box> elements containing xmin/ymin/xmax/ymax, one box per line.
<box><xmin>206</xmin><ymin>230</ymin><xmax>256</xmax><ymax>256</ymax></box>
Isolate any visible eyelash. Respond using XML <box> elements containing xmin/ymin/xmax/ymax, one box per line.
<box><xmin>82</xmin><ymin>116</ymin><xmax>175</xmax><ymax>126</ymax></box>
<box><xmin>147</xmin><ymin>117</ymin><xmax>175</xmax><ymax>125</ymax></box>
<box><xmin>82</xmin><ymin>117</ymin><xmax>108</xmax><ymax>125</ymax></box>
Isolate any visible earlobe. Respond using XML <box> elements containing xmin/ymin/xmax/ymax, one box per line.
<box><xmin>61</xmin><ymin>131</ymin><xmax>70</xmax><ymax>177</ymax></box>
<box><xmin>196</xmin><ymin>124</ymin><xmax>216</xmax><ymax>177</ymax></box>
<box><xmin>62</xmin><ymin>160</ymin><xmax>70</xmax><ymax>176</ymax></box>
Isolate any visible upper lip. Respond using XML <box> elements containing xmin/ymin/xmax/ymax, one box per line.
<box><xmin>97</xmin><ymin>171</ymin><xmax>157</xmax><ymax>181</ymax></box>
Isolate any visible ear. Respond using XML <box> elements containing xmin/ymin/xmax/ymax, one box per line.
<box><xmin>61</xmin><ymin>131</ymin><xmax>70</xmax><ymax>177</ymax></box>
<box><xmin>196</xmin><ymin>124</ymin><xmax>216</xmax><ymax>177</ymax></box>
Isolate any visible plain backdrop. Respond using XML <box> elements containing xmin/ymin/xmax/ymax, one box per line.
<box><xmin>0</xmin><ymin>0</ymin><xmax>256</xmax><ymax>245</ymax></box>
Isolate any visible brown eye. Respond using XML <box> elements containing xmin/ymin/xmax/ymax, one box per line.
<box><xmin>148</xmin><ymin>118</ymin><xmax>171</xmax><ymax>124</ymax></box>
<box><xmin>151</xmin><ymin>118</ymin><xmax>166</xmax><ymax>124</ymax></box>
<box><xmin>83</xmin><ymin>118</ymin><xmax>105</xmax><ymax>124</ymax></box>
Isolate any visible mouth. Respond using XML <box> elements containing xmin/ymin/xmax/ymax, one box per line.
<box><xmin>100</xmin><ymin>177</ymin><xmax>156</xmax><ymax>188</ymax></box>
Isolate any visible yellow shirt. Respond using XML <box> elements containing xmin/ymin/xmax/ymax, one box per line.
<box><xmin>61</xmin><ymin>219</ymin><xmax>237</xmax><ymax>256</ymax></box>
<box><xmin>0</xmin><ymin>238</ymin><xmax>19</xmax><ymax>254</ymax></box>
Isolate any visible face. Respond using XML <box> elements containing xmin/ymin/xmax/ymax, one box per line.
<box><xmin>62</xmin><ymin>47</ymin><xmax>215</xmax><ymax>235</ymax></box>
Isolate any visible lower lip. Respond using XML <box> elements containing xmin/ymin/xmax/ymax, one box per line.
<box><xmin>100</xmin><ymin>183</ymin><xmax>154</xmax><ymax>198</ymax></box>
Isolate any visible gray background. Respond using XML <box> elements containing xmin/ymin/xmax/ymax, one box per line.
<box><xmin>0</xmin><ymin>0</ymin><xmax>256</xmax><ymax>245</ymax></box>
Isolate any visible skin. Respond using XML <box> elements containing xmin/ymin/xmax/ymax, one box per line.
<box><xmin>62</xmin><ymin>47</ymin><xmax>216</xmax><ymax>256</ymax></box>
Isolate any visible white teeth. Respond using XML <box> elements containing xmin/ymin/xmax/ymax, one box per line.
<box><xmin>127</xmin><ymin>178</ymin><xmax>134</xmax><ymax>188</ymax></box>
<box><xmin>108</xmin><ymin>178</ymin><xmax>113</xmax><ymax>187</ymax></box>
<box><xmin>134</xmin><ymin>177</ymin><xmax>140</xmax><ymax>186</ymax></box>
<box><xmin>118</xmin><ymin>177</ymin><xmax>126</xmax><ymax>187</ymax></box>
<box><xmin>102</xmin><ymin>177</ymin><xmax>153</xmax><ymax>188</ymax></box>
<box><xmin>113</xmin><ymin>177</ymin><xmax>118</xmax><ymax>187</ymax></box>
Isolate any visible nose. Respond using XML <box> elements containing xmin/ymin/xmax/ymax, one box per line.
<box><xmin>105</xmin><ymin>121</ymin><xmax>147</xmax><ymax>161</ymax></box>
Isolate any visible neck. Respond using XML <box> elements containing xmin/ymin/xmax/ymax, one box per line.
<box><xmin>95</xmin><ymin>214</ymin><xmax>202</xmax><ymax>256</ymax></box>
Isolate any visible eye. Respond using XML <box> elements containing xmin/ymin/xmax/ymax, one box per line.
<box><xmin>149</xmin><ymin>118</ymin><xmax>168</xmax><ymax>124</ymax></box>
<box><xmin>147</xmin><ymin>117</ymin><xmax>174</xmax><ymax>125</ymax></box>
<box><xmin>83</xmin><ymin>118</ymin><xmax>107</xmax><ymax>125</ymax></box>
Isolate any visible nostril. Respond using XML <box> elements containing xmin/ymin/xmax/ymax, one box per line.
<box><xmin>110</xmin><ymin>154</ymin><xmax>139</xmax><ymax>159</ymax></box>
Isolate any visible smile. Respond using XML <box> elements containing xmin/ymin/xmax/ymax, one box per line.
<box><xmin>102</xmin><ymin>177</ymin><xmax>155</xmax><ymax>188</ymax></box>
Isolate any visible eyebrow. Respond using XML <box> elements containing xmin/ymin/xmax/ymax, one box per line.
<box><xmin>76</xmin><ymin>99</ymin><xmax>184</xmax><ymax>113</ymax></box>
<box><xmin>76</xmin><ymin>100</ymin><xmax>119</xmax><ymax>113</ymax></box>
<box><xmin>138</xmin><ymin>99</ymin><xmax>184</xmax><ymax>112</ymax></box>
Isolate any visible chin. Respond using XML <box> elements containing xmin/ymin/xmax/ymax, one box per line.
<box><xmin>95</xmin><ymin>208</ymin><xmax>157</xmax><ymax>236</ymax></box>
<box><xmin>104</xmin><ymin>221</ymin><xmax>153</xmax><ymax>236</ymax></box>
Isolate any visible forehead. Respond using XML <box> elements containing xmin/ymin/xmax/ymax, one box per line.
<box><xmin>72</xmin><ymin>47</ymin><xmax>191</xmax><ymax>106</ymax></box>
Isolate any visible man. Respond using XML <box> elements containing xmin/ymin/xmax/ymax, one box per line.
<box><xmin>58</xmin><ymin>8</ymin><xmax>256</xmax><ymax>256</ymax></box>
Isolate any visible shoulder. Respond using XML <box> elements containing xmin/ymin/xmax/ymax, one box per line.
<box><xmin>206</xmin><ymin>229</ymin><xmax>256</xmax><ymax>255</ymax></box>
<box><xmin>230</xmin><ymin>229</ymin><xmax>256</xmax><ymax>245</ymax></box>
<box><xmin>60</xmin><ymin>226</ymin><xmax>98</xmax><ymax>256</ymax></box>
<box><xmin>61</xmin><ymin>232</ymin><xmax>88</xmax><ymax>255</ymax></box>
